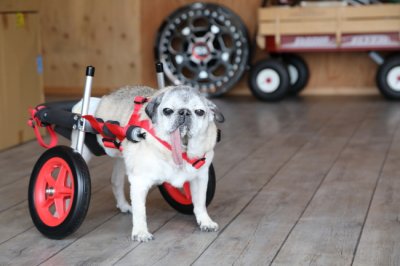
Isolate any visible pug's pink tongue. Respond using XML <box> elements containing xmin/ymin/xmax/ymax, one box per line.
<box><xmin>171</xmin><ymin>129</ymin><xmax>183</xmax><ymax>166</ymax></box>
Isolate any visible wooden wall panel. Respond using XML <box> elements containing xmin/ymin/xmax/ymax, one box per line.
<box><xmin>301</xmin><ymin>52</ymin><xmax>377</xmax><ymax>95</ymax></box>
<box><xmin>40</xmin><ymin>0</ymin><xmax>378</xmax><ymax>96</ymax></box>
<box><xmin>0</xmin><ymin>12</ymin><xmax>44</xmax><ymax>150</ymax></box>
<box><xmin>0</xmin><ymin>0</ymin><xmax>40</xmax><ymax>13</ymax></box>
<box><xmin>0</xmin><ymin>15</ymin><xmax>5</xmax><ymax>149</ymax></box>
<box><xmin>41</xmin><ymin>0</ymin><xmax>141</xmax><ymax>96</ymax></box>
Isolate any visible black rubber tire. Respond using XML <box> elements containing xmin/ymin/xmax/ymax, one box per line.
<box><xmin>158</xmin><ymin>164</ymin><xmax>216</xmax><ymax>215</ymax></box>
<box><xmin>248</xmin><ymin>58</ymin><xmax>290</xmax><ymax>101</ymax></box>
<box><xmin>376</xmin><ymin>54</ymin><xmax>400</xmax><ymax>100</ymax></box>
<box><xmin>155</xmin><ymin>2</ymin><xmax>250</xmax><ymax>97</ymax></box>
<box><xmin>282</xmin><ymin>54</ymin><xmax>309</xmax><ymax>95</ymax></box>
<box><xmin>28</xmin><ymin>146</ymin><xmax>91</xmax><ymax>239</ymax></box>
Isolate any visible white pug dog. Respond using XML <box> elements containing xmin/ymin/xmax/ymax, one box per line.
<box><xmin>72</xmin><ymin>85</ymin><xmax>224</xmax><ymax>242</ymax></box>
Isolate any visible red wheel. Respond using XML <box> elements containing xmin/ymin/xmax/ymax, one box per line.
<box><xmin>158</xmin><ymin>164</ymin><xmax>216</xmax><ymax>214</ymax></box>
<box><xmin>162</xmin><ymin>182</ymin><xmax>193</xmax><ymax>205</ymax></box>
<box><xmin>34</xmin><ymin>157</ymin><xmax>75</xmax><ymax>226</ymax></box>
<box><xmin>28</xmin><ymin>146</ymin><xmax>91</xmax><ymax>239</ymax></box>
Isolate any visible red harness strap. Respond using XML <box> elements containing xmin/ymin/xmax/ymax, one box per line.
<box><xmin>83</xmin><ymin>116</ymin><xmax>124</xmax><ymax>150</ymax></box>
<box><xmin>84</xmin><ymin>96</ymin><xmax>206</xmax><ymax>169</ymax></box>
<box><xmin>28</xmin><ymin>106</ymin><xmax>58</xmax><ymax>149</ymax></box>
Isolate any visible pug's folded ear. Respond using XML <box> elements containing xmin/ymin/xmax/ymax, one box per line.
<box><xmin>207</xmin><ymin>100</ymin><xmax>225</xmax><ymax>123</ymax></box>
<box><xmin>145</xmin><ymin>93</ymin><xmax>164</xmax><ymax>123</ymax></box>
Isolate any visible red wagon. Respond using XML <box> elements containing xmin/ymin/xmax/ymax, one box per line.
<box><xmin>249</xmin><ymin>3</ymin><xmax>400</xmax><ymax>101</ymax></box>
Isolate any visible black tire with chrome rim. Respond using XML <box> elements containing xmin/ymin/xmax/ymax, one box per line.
<box><xmin>155</xmin><ymin>2</ymin><xmax>250</xmax><ymax>97</ymax></box>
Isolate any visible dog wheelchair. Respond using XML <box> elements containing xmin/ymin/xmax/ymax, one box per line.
<box><xmin>27</xmin><ymin>63</ymin><xmax>216</xmax><ymax>239</ymax></box>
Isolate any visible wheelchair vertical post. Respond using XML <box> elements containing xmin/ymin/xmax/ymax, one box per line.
<box><xmin>156</xmin><ymin>62</ymin><xmax>165</xmax><ymax>89</ymax></box>
<box><xmin>76</xmin><ymin>66</ymin><xmax>95</xmax><ymax>154</ymax></box>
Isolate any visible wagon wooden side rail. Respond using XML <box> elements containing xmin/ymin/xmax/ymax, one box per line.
<box><xmin>258</xmin><ymin>4</ymin><xmax>400</xmax><ymax>52</ymax></box>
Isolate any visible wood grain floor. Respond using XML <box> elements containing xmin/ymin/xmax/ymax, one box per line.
<box><xmin>1</xmin><ymin>95</ymin><xmax>399</xmax><ymax>266</ymax></box>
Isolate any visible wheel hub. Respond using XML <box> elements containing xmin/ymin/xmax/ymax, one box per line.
<box><xmin>287</xmin><ymin>64</ymin><xmax>299</xmax><ymax>85</ymax></box>
<box><xmin>387</xmin><ymin>66</ymin><xmax>400</xmax><ymax>91</ymax></box>
<box><xmin>33</xmin><ymin>157</ymin><xmax>75</xmax><ymax>226</ymax></box>
<box><xmin>45</xmin><ymin>187</ymin><xmax>55</xmax><ymax>197</ymax></box>
<box><xmin>192</xmin><ymin>43</ymin><xmax>209</xmax><ymax>60</ymax></box>
<box><xmin>256</xmin><ymin>68</ymin><xmax>280</xmax><ymax>93</ymax></box>
<box><xmin>190</xmin><ymin>40</ymin><xmax>212</xmax><ymax>62</ymax></box>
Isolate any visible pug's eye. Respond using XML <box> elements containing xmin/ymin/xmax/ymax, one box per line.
<box><xmin>195</xmin><ymin>109</ymin><xmax>205</xmax><ymax>116</ymax></box>
<box><xmin>163</xmin><ymin>108</ymin><xmax>174</xmax><ymax>116</ymax></box>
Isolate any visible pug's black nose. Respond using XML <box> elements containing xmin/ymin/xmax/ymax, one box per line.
<box><xmin>178</xmin><ymin>109</ymin><xmax>191</xmax><ymax>116</ymax></box>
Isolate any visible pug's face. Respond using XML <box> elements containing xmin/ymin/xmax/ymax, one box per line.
<box><xmin>145</xmin><ymin>86</ymin><xmax>224</xmax><ymax>157</ymax></box>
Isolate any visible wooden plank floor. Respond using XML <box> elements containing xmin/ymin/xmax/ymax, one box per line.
<box><xmin>1</xmin><ymin>95</ymin><xmax>400</xmax><ymax>265</ymax></box>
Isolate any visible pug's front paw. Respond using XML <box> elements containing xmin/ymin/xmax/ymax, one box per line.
<box><xmin>116</xmin><ymin>202</ymin><xmax>131</xmax><ymax>213</ymax></box>
<box><xmin>131</xmin><ymin>228</ymin><xmax>154</xmax><ymax>242</ymax></box>
<box><xmin>199</xmin><ymin>219</ymin><xmax>219</xmax><ymax>232</ymax></box>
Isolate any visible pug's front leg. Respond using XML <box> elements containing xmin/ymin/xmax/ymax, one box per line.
<box><xmin>111</xmin><ymin>158</ymin><xmax>131</xmax><ymax>213</ymax></box>
<box><xmin>129</xmin><ymin>175</ymin><xmax>154</xmax><ymax>242</ymax></box>
<box><xmin>190</xmin><ymin>171</ymin><xmax>219</xmax><ymax>232</ymax></box>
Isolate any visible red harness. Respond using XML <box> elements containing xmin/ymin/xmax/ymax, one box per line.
<box><xmin>84</xmin><ymin>96</ymin><xmax>206</xmax><ymax>169</ymax></box>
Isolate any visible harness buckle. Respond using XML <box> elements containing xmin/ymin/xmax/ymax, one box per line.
<box><xmin>192</xmin><ymin>158</ymin><xmax>206</xmax><ymax>169</ymax></box>
<box><xmin>102</xmin><ymin>138</ymin><xmax>121</xmax><ymax>150</ymax></box>
<box><xmin>134</xmin><ymin>96</ymin><xmax>148</xmax><ymax>105</ymax></box>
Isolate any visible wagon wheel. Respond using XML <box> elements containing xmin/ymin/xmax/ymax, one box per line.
<box><xmin>282</xmin><ymin>54</ymin><xmax>309</xmax><ymax>95</ymax></box>
<box><xmin>376</xmin><ymin>54</ymin><xmax>400</xmax><ymax>100</ymax></box>
<box><xmin>28</xmin><ymin>146</ymin><xmax>91</xmax><ymax>239</ymax></box>
<box><xmin>248</xmin><ymin>58</ymin><xmax>290</xmax><ymax>101</ymax></box>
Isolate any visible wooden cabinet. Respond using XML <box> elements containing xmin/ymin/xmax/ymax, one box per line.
<box><xmin>0</xmin><ymin>0</ymin><xmax>44</xmax><ymax>150</ymax></box>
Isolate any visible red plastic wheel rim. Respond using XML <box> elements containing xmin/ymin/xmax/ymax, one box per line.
<box><xmin>163</xmin><ymin>182</ymin><xmax>192</xmax><ymax>205</ymax></box>
<box><xmin>34</xmin><ymin>157</ymin><xmax>75</xmax><ymax>227</ymax></box>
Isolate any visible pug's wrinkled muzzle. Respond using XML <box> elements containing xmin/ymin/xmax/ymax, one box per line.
<box><xmin>177</xmin><ymin>108</ymin><xmax>191</xmax><ymax>125</ymax></box>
